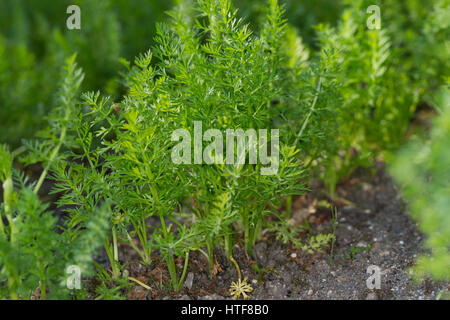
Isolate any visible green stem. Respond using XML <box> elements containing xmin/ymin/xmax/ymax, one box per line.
<box><xmin>295</xmin><ymin>77</ymin><xmax>323</xmax><ymax>146</ymax></box>
<box><xmin>224</xmin><ymin>228</ymin><xmax>233</xmax><ymax>260</ymax></box>
<box><xmin>33</xmin><ymin>89</ymin><xmax>74</xmax><ymax>195</ymax></box>
<box><xmin>104</xmin><ymin>240</ymin><xmax>120</xmax><ymax>280</ymax></box>
<box><xmin>8</xmin><ymin>277</ymin><xmax>18</xmax><ymax>300</ymax></box>
<box><xmin>206</xmin><ymin>239</ymin><xmax>214</xmax><ymax>273</ymax></box>
<box><xmin>285</xmin><ymin>195</ymin><xmax>292</xmax><ymax>218</ymax></box>
<box><xmin>0</xmin><ymin>212</ymin><xmax>5</xmax><ymax>237</ymax></box>
<box><xmin>329</xmin><ymin>208</ymin><xmax>338</xmax><ymax>265</ymax></box>
<box><xmin>158</xmin><ymin>214</ymin><xmax>178</xmax><ymax>290</ymax></box>
<box><xmin>230</xmin><ymin>256</ymin><xmax>242</xmax><ymax>281</ymax></box>
<box><xmin>126</xmin><ymin>230</ymin><xmax>149</xmax><ymax>264</ymax></box>
<box><xmin>112</xmin><ymin>225</ymin><xmax>119</xmax><ymax>263</ymax></box>
<box><xmin>33</xmin><ymin>127</ymin><xmax>67</xmax><ymax>195</ymax></box>
<box><xmin>166</xmin><ymin>251</ymin><xmax>178</xmax><ymax>290</ymax></box>
<box><xmin>11</xmin><ymin>146</ymin><xmax>27</xmax><ymax>158</ymax></box>
<box><xmin>139</xmin><ymin>217</ymin><xmax>152</xmax><ymax>263</ymax></box>
<box><xmin>197</xmin><ymin>248</ymin><xmax>210</xmax><ymax>262</ymax></box>
<box><xmin>176</xmin><ymin>251</ymin><xmax>190</xmax><ymax>291</ymax></box>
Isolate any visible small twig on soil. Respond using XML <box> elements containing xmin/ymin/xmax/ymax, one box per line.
<box><xmin>128</xmin><ymin>277</ymin><xmax>152</xmax><ymax>291</ymax></box>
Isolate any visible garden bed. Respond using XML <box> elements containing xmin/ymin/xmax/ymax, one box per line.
<box><xmin>92</xmin><ymin>162</ymin><xmax>448</xmax><ymax>300</ymax></box>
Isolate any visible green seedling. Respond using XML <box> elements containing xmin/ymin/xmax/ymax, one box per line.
<box><xmin>345</xmin><ymin>244</ymin><xmax>372</xmax><ymax>260</ymax></box>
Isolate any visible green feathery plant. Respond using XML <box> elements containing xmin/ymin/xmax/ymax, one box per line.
<box><xmin>37</xmin><ymin>0</ymin><xmax>335</xmax><ymax>291</ymax></box>
<box><xmin>313</xmin><ymin>0</ymin><xmax>412</xmax><ymax>196</ymax></box>
<box><xmin>0</xmin><ymin>56</ymin><xmax>111</xmax><ymax>300</ymax></box>
<box><xmin>308</xmin><ymin>0</ymin><xmax>449</xmax><ymax>197</ymax></box>
<box><xmin>390</xmin><ymin>86</ymin><xmax>450</xmax><ymax>281</ymax></box>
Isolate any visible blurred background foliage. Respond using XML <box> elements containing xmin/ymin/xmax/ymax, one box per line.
<box><xmin>391</xmin><ymin>86</ymin><xmax>450</xmax><ymax>281</ymax></box>
<box><xmin>0</xmin><ymin>0</ymin><xmax>344</xmax><ymax>146</ymax></box>
<box><xmin>0</xmin><ymin>0</ymin><xmax>447</xmax><ymax>146</ymax></box>
<box><xmin>0</xmin><ymin>0</ymin><xmax>173</xmax><ymax>146</ymax></box>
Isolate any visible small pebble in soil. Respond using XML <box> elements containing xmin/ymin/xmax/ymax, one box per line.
<box><xmin>290</xmin><ymin>253</ymin><xmax>297</xmax><ymax>258</ymax></box>
<box><xmin>357</xmin><ymin>241</ymin><xmax>367</xmax><ymax>247</ymax></box>
<box><xmin>184</xmin><ymin>272</ymin><xmax>194</xmax><ymax>290</ymax></box>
